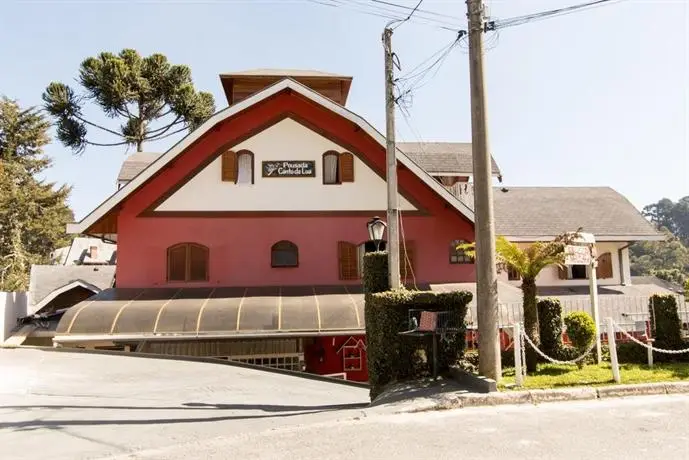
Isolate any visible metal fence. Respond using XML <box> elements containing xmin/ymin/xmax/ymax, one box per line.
<box><xmin>464</xmin><ymin>294</ymin><xmax>689</xmax><ymax>350</ymax></box>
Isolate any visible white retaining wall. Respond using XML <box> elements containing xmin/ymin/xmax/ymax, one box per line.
<box><xmin>0</xmin><ymin>292</ymin><xmax>27</xmax><ymax>342</ymax></box>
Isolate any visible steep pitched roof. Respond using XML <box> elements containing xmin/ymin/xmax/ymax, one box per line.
<box><xmin>67</xmin><ymin>78</ymin><xmax>475</xmax><ymax>237</ymax></box>
<box><xmin>28</xmin><ymin>265</ymin><xmax>116</xmax><ymax>314</ymax></box>
<box><xmin>117</xmin><ymin>152</ymin><xmax>161</xmax><ymax>182</ymax></box>
<box><xmin>493</xmin><ymin>186</ymin><xmax>662</xmax><ymax>241</ymax></box>
<box><xmin>51</xmin><ymin>237</ymin><xmax>117</xmax><ymax>265</ymax></box>
<box><xmin>398</xmin><ymin>142</ymin><xmax>501</xmax><ymax>176</ymax></box>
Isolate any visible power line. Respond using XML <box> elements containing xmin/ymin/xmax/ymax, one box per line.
<box><xmin>371</xmin><ymin>0</ymin><xmax>465</xmax><ymax>22</ymax></box>
<box><xmin>391</xmin><ymin>0</ymin><xmax>425</xmax><ymax>30</ymax></box>
<box><xmin>304</xmin><ymin>0</ymin><xmax>465</xmax><ymax>32</ymax></box>
<box><xmin>490</xmin><ymin>0</ymin><xmax>624</xmax><ymax>31</ymax></box>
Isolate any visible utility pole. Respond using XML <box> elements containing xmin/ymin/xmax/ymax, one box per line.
<box><xmin>466</xmin><ymin>0</ymin><xmax>501</xmax><ymax>380</ymax></box>
<box><xmin>383</xmin><ymin>27</ymin><xmax>401</xmax><ymax>290</ymax></box>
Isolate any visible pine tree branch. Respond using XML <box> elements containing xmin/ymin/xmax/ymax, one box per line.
<box><xmin>73</xmin><ymin>115</ymin><xmax>123</xmax><ymax>137</ymax></box>
<box><xmin>145</xmin><ymin>116</ymin><xmax>183</xmax><ymax>137</ymax></box>
<box><xmin>148</xmin><ymin>126</ymin><xmax>187</xmax><ymax>141</ymax></box>
<box><xmin>85</xmin><ymin>140</ymin><xmax>130</xmax><ymax>147</ymax></box>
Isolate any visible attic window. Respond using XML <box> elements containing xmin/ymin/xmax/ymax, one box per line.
<box><xmin>322</xmin><ymin>151</ymin><xmax>354</xmax><ymax>184</ymax></box>
<box><xmin>221</xmin><ymin>150</ymin><xmax>254</xmax><ymax>184</ymax></box>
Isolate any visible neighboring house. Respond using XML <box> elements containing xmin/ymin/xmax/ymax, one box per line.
<box><xmin>51</xmin><ymin>237</ymin><xmax>117</xmax><ymax>265</ymax></box>
<box><xmin>54</xmin><ymin>69</ymin><xmax>664</xmax><ymax>380</ymax></box>
<box><xmin>5</xmin><ymin>265</ymin><xmax>116</xmax><ymax>346</ymax></box>
<box><xmin>492</xmin><ymin>187</ymin><xmax>663</xmax><ymax>287</ymax></box>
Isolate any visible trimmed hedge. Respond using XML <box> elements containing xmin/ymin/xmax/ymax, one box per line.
<box><xmin>564</xmin><ymin>311</ymin><xmax>596</xmax><ymax>368</ymax></box>
<box><xmin>649</xmin><ymin>294</ymin><xmax>683</xmax><ymax>350</ymax></box>
<box><xmin>365</xmin><ymin>289</ymin><xmax>472</xmax><ymax>399</ymax></box>
<box><xmin>537</xmin><ymin>298</ymin><xmax>563</xmax><ymax>359</ymax></box>
<box><xmin>363</xmin><ymin>251</ymin><xmax>472</xmax><ymax>399</ymax></box>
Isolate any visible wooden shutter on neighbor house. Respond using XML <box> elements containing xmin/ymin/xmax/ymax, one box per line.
<box><xmin>557</xmin><ymin>265</ymin><xmax>568</xmax><ymax>280</ymax></box>
<box><xmin>221</xmin><ymin>150</ymin><xmax>238</xmax><ymax>182</ymax></box>
<box><xmin>401</xmin><ymin>241</ymin><xmax>416</xmax><ymax>280</ymax></box>
<box><xmin>339</xmin><ymin>152</ymin><xmax>354</xmax><ymax>182</ymax></box>
<box><xmin>338</xmin><ymin>241</ymin><xmax>359</xmax><ymax>280</ymax></box>
<box><xmin>597</xmin><ymin>252</ymin><xmax>613</xmax><ymax>279</ymax></box>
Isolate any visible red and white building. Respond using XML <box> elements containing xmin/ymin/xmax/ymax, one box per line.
<box><xmin>52</xmin><ymin>69</ymin><xmax>662</xmax><ymax>381</ymax></box>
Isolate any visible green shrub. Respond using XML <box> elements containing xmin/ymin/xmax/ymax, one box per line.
<box><xmin>362</xmin><ymin>251</ymin><xmax>389</xmax><ymax>294</ymax></box>
<box><xmin>684</xmin><ymin>278</ymin><xmax>689</xmax><ymax>296</ymax></box>
<box><xmin>614</xmin><ymin>342</ymin><xmax>648</xmax><ymax>364</ymax></box>
<box><xmin>564</xmin><ymin>311</ymin><xmax>596</xmax><ymax>368</ymax></box>
<box><xmin>365</xmin><ymin>288</ymin><xmax>472</xmax><ymax>400</ymax></box>
<box><xmin>649</xmin><ymin>294</ymin><xmax>683</xmax><ymax>350</ymax></box>
<box><xmin>537</xmin><ymin>298</ymin><xmax>563</xmax><ymax>358</ymax></box>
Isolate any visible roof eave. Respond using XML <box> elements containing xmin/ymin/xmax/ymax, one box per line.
<box><xmin>502</xmin><ymin>234</ymin><xmax>666</xmax><ymax>242</ymax></box>
<box><xmin>67</xmin><ymin>78</ymin><xmax>475</xmax><ymax>234</ymax></box>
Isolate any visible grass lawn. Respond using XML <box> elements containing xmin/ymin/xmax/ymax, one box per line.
<box><xmin>500</xmin><ymin>362</ymin><xmax>689</xmax><ymax>390</ymax></box>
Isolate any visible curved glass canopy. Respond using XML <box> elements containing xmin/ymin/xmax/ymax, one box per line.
<box><xmin>55</xmin><ymin>285</ymin><xmax>366</xmax><ymax>340</ymax></box>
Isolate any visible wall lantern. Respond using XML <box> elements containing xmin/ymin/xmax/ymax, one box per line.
<box><xmin>367</xmin><ymin>216</ymin><xmax>387</xmax><ymax>251</ymax></box>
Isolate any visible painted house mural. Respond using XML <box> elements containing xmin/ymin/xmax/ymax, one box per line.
<box><xmin>43</xmin><ymin>69</ymin><xmax>663</xmax><ymax>382</ymax></box>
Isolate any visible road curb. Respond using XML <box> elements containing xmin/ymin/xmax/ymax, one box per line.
<box><xmin>402</xmin><ymin>381</ymin><xmax>689</xmax><ymax>413</ymax></box>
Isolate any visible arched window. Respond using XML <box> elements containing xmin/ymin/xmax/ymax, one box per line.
<box><xmin>271</xmin><ymin>241</ymin><xmax>299</xmax><ymax>268</ymax></box>
<box><xmin>323</xmin><ymin>151</ymin><xmax>339</xmax><ymax>184</ymax></box>
<box><xmin>322</xmin><ymin>151</ymin><xmax>354</xmax><ymax>185</ymax></box>
<box><xmin>167</xmin><ymin>243</ymin><xmax>209</xmax><ymax>282</ymax></box>
<box><xmin>450</xmin><ymin>240</ymin><xmax>473</xmax><ymax>264</ymax></box>
<box><xmin>221</xmin><ymin>149</ymin><xmax>254</xmax><ymax>184</ymax></box>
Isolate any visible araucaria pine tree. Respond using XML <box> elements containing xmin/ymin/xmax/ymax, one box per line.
<box><xmin>42</xmin><ymin>49</ymin><xmax>215</xmax><ymax>154</ymax></box>
<box><xmin>0</xmin><ymin>97</ymin><xmax>73</xmax><ymax>291</ymax></box>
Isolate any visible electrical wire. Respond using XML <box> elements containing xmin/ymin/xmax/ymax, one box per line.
<box><xmin>304</xmin><ymin>0</ymin><xmax>465</xmax><ymax>32</ymax></box>
<box><xmin>391</xmin><ymin>0</ymin><xmax>425</xmax><ymax>30</ymax></box>
<box><xmin>371</xmin><ymin>0</ymin><xmax>465</xmax><ymax>23</ymax></box>
<box><xmin>491</xmin><ymin>0</ymin><xmax>624</xmax><ymax>31</ymax></box>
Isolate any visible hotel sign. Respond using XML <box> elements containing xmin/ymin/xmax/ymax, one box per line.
<box><xmin>564</xmin><ymin>245</ymin><xmax>592</xmax><ymax>265</ymax></box>
<box><xmin>262</xmin><ymin>161</ymin><xmax>316</xmax><ymax>178</ymax></box>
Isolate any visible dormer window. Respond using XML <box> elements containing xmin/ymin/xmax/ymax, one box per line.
<box><xmin>221</xmin><ymin>150</ymin><xmax>254</xmax><ymax>184</ymax></box>
<box><xmin>322</xmin><ymin>151</ymin><xmax>354</xmax><ymax>184</ymax></box>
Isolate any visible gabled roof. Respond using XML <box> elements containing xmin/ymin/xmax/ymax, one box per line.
<box><xmin>67</xmin><ymin>78</ymin><xmax>475</xmax><ymax>237</ymax></box>
<box><xmin>51</xmin><ymin>237</ymin><xmax>117</xmax><ymax>265</ymax></box>
<box><xmin>493</xmin><ymin>187</ymin><xmax>663</xmax><ymax>241</ymax></box>
<box><xmin>28</xmin><ymin>265</ymin><xmax>116</xmax><ymax>315</ymax></box>
<box><xmin>399</xmin><ymin>142</ymin><xmax>501</xmax><ymax>177</ymax></box>
<box><xmin>117</xmin><ymin>152</ymin><xmax>161</xmax><ymax>182</ymax></box>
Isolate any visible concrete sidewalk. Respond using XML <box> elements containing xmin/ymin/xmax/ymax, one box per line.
<box><xmin>370</xmin><ymin>379</ymin><xmax>689</xmax><ymax>414</ymax></box>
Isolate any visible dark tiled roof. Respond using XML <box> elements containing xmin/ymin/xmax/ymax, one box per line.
<box><xmin>28</xmin><ymin>265</ymin><xmax>116</xmax><ymax>313</ymax></box>
<box><xmin>493</xmin><ymin>187</ymin><xmax>659</xmax><ymax>238</ymax></box>
<box><xmin>117</xmin><ymin>152</ymin><xmax>162</xmax><ymax>181</ymax></box>
<box><xmin>398</xmin><ymin>142</ymin><xmax>501</xmax><ymax>175</ymax></box>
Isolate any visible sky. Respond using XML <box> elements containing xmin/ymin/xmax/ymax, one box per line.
<box><xmin>1</xmin><ymin>0</ymin><xmax>687</xmax><ymax>221</ymax></box>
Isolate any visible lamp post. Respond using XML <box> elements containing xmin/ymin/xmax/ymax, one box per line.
<box><xmin>367</xmin><ymin>216</ymin><xmax>387</xmax><ymax>251</ymax></box>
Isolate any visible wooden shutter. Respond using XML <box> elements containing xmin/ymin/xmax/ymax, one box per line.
<box><xmin>221</xmin><ymin>151</ymin><xmax>238</xmax><ymax>182</ymax></box>
<box><xmin>596</xmin><ymin>252</ymin><xmax>613</xmax><ymax>279</ymax></box>
<box><xmin>338</xmin><ymin>241</ymin><xmax>359</xmax><ymax>280</ymax></box>
<box><xmin>401</xmin><ymin>241</ymin><xmax>416</xmax><ymax>280</ymax></box>
<box><xmin>167</xmin><ymin>245</ymin><xmax>187</xmax><ymax>281</ymax></box>
<box><xmin>339</xmin><ymin>152</ymin><xmax>354</xmax><ymax>182</ymax></box>
<box><xmin>557</xmin><ymin>265</ymin><xmax>568</xmax><ymax>280</ymax></box>
<box><xmin>188</xmin><ymin>244</ymin><xmax>209</xmax><ymax>281</ymax></box>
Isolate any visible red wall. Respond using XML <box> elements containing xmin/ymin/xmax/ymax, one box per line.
<box><xmin>304</xmin><ymin>335</ymin><xmax>368</xmax><ymax>382</ymax></box>
<box><xmin>113</xmin><ymin>90</ymin><xmax>476</xmax><ymax>288</ymax></box>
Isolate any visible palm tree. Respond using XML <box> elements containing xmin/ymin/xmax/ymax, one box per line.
<box><xmin>461</xmin><ymin>232</ymin><xmax>579</xmax><ymax>372</ymax></box>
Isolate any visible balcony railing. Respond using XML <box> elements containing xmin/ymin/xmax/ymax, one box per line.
<box><xmin>442</xmin><ymin>182</ymin><xmax>475</xmax><ymax>209</ymax></box>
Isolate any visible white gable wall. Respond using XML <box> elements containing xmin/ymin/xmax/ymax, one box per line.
<box><xmin>157</xmin><ymin>118</ymin><xmax>418</xmax><ymax>212</ymax></box>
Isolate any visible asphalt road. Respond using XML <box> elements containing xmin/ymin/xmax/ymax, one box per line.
<box><xmin>2</xmin><ymin>348</ymin><xmax>689</xmax><ymax>459</ymax></box>
<box><xmin>0</xmin><ymin>348</ymin><xmax>369</xmax><ymax>460</ymax></box>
